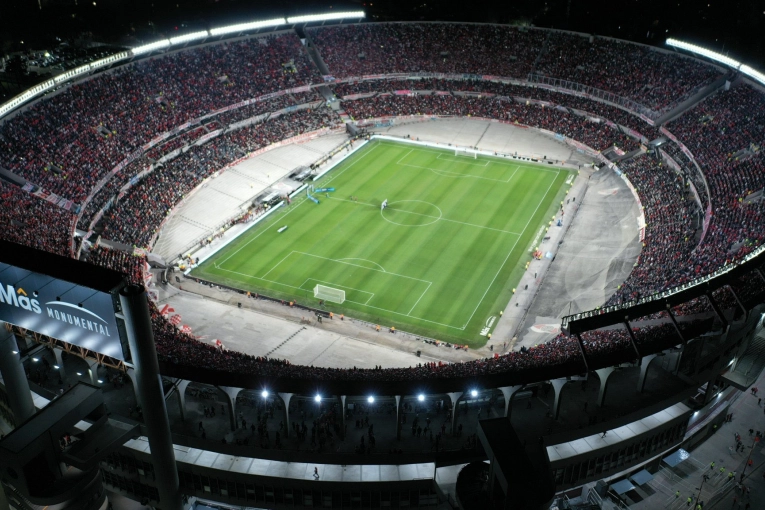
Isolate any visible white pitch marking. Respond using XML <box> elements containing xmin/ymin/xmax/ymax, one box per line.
<box><xmin>407</xmin><ymin>281</ymin><xmax>432</xmax><ymax>316</ymax></box>
<box><xmin>331</xmin><ymin>196</ymin><xmax>523</xmax><ymax>235</ymax></box>
<box><xmin>215</xmin><ymin>143</ymin><xmax>379</xmax><ymax>267</ymax></box>
<box><xmin>261</xmin><ymin>250</ymin><xmax>296</xmax><ymax>279</ymax></box>
<box><xmin>460</xmin><ymin>170</ymin><xmax>562</xmax><ymax>330</ymax></box>
<box><xmin>336</xmin><ymin>258</ymin><xmax>387</xmax><ymax>272</ymax></box>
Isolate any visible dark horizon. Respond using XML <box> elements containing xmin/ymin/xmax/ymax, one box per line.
<box><xmin>1</xmin><ymin>0</ymin><xmax>763</xmax><ymax>65</ymax></box>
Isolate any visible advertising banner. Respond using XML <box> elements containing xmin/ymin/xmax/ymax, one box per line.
<box><xmin>0</xmin><ymin>262</ymin><xmax>124</xmax><ymax>360</ymax></box>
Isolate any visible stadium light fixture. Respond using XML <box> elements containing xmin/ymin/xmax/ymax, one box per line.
<box><xmin>209</xmin><ymin>18</ymin><xmax>286</xmax><ymax>37</ymax></box>
<box><xmin>417</xmin><ymin>394</ymin><xmax>425</xmax><ymax>402</ymax></box>
<box><xmin>740</xmin><ymin>65</ymin><xmax>765</xmax><ymax>87</ymax></box>
<box><xmin>314</xmin><ymin>394</ymin><xmax>321</xmax><ymax>403</ymax></box>
<box><xmin>665</xmin><ymin>38</ymin><xmax>740</xmax><ymax>69</ymax></box>
<box><xmin>97</xmin><ymin>379</ymin><xmax>103</xmax><ymax>384</ymax></box>
<box><xmin>367</xmin><ymin>396</ymin><xmax>375</xmax><ymax>403</ymax></box>
<box><xmin>287</xmin><ymin>11</ymin><xmax>366</xmax><ymax>24</ymax></box>
<box><xmin>470</xmin><ymin>389</ymin><xmax>478</xmax><ymax>397</ymax></box>
<box><xmin>76</xmin><ymin>372</ymin><xmax>82</xmax><ymax>376</ymax></box>
<box><xmin>53</xmin><ymin>365</ymin><xmax>59</xmax><ymax>369</ymax></box>
<box><xmin>169</xmin><ymin>31</ymin><xmax>209</xmax><ymax>45</ymax></box>
<box><xmin>261</xmin><ymin>390</ymin><xmax>269</xmax><ymax>398</ymax></box>
<box><xmin>32</xmin><ymin>357</ymin><xmax>39</xmax><ymax>362</ymax></box>
<box><xmin>132</xmin><ymin>39</ymin><xmax>171</xmax><ymax>55</ymax></box>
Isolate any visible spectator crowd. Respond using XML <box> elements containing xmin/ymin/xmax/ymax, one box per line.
<box><xmin>310</xmin><ymin>23</ymin><xmax>721</xmax><ymax>113</ymax></box>
<box><xmin>0</xmin><ymin>23</ymin><xmax>762</xmax><ymax>387</ymax></box>
<box><xmin>0</xmin><ymin>33</ymin><xmax>321</xmax><ymax>203</ymax></box>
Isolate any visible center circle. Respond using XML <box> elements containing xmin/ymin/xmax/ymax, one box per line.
<box><xmin>381</xmin><ymin>200</ymin><xmax>443</xmax><ymax>227</ymax></box>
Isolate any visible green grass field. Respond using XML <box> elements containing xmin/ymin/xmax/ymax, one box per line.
<box><xmin>192</xmin><ymin>140</ymin><xmax>572</xmax><ymax>347</ymax></box>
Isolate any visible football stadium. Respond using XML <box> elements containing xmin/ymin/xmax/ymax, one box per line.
<box><xmin>0</xmin><ymin>7</ymin><xmax>764</xmax><ymax>510</ymax></box>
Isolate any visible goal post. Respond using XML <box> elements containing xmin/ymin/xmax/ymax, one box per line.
<box><xmin>454</xmin><ymin>147</ymin><xmax>478</xmax><ymax>159</ymax></box>
<box><xmin>313</xmin><ymin>284</ymin><xmax>346</xmax><ymax>304</ymax></box>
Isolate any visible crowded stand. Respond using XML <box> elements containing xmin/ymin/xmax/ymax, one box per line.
<box><xmin>99</xmin><ymin>108</ymin><xmax>340</xmax><ymax>247</ymax></box>
<box><xmin>728</xmin><ymin>271</ymin><xmax>765</xmax><ymax>307</ymax></box>
<box><xmin>335</xmin><ymin>78</ymin><xmax>657</xmax><ymax>138</ymax></box>
<box><xmin>0</xmin><ymin>33</ymin><xmax>321</xmax><ymax>203</ymax></box>
<box><xmin>659</xmin><ymin>141</ymin><xmax>710</xmax><ymax>213</ymax></box>
<box><xmin>631</xmin><ymin>323</ymin><xmax>680</xmax><ymax>353</ymax></box>
<box><xmin>152</xmin><ymin>314</ymin><xmax>586</xmax><ymax>383</ymax></box>
<box><xmin>310</xmin><ymin>23</ymin><xmax>720</xmax><ymax>114</ymax></box>
<box><xmin>579</xmin><ymin>328</ymin><xmax>633</xmax><ymax>358</ymax></box>
<box><xmin>607</xmin><ymin>155</ymin><xmax>697</xmax><ymax>304</ymax></box>
<box><xmin>76</xmin><ymin>155</ymin><xmax>153</xmax><ymax>232</ymax></box>
<box><xmin>85</xmin><ymin>245</ymin><xmax>146</xmax><ymax>285</ymax></box>
<box><xmin>533</xmin><ymin>33</ymin><xmax>722</xmax><ymax>112</ymax></box>
<box><xmin>0</xmin><ymin>180</ymin><xmax>74</xmax><ymax>257</ymax></box>
<box><xmin>214</xmin><ymin>96</ymin><xmax>297</xmax><ymax>126</ymax></box>
<box><xmin>343</xmin><ymin>94</ymin><xmax>641</xmax><ymax>152</ymax></box>
<box><xmin>0</xmin><ymin>22</ymin><xmax>764</xmax><ymax>389</ymax></box>
<box><xmin>665</xmin><ymin>288</ymin><xmax>722</xmax><ymax>317</ymax></box>
<box><xmin>308</xmin><ymin>23</ymin><xmax>547</xmax><ymax>79</ymax></box>
<box><xmin>657</xmin><ymin>85</ymin><xmax>765</xmax><ymax>289</ymax></box>
<box><xmin>99</xmin><ymin>143</ymin><xmax>233</xmax><ymax>247</ymax></box>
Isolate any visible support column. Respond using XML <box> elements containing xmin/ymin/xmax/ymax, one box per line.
<box><xmin>85</xmin><ymin>358</ymin><xmax>99</xmax><ymax>386</ymax></box>
<box><xmin>218</xmin><ymin>386</ymin><xmax>241</xmax><ymax>431</ymax></box>
<box><xmin>395</xmin><ymin>395</ymin><xmax>402</xmax><ymax>440</ymax></box>
<box><xmin>637</xmin><ymin>354</ymin><xmax>658</xmax><ymax>393</ymax></box>
<box><xmin>703</xmin><ymin>377</ymin><xmax>718</xmax><ymax>404</ymax></box>
<box><xmin>0</xmin><ymin>323</ymin><xmax>35</xmax><ymax>423</ymax></box>
<box><xmin>176</xmin><ymin>380</ymin><xmax>190</xmax><ymax>422</ymax></box>
<box><xmin>550</xmin><ymin>379</ymin><xmax>568</xmax><ymax>420</ymax></box>
<box><xmin>53</xmin><ymin>347</ymin><xmax>67</xmax><ymax>382</ymax></box>
<box><xmin>499</xmin><ymin>385</ymin><xmax>524</xmax><ymax>418</ymax></box>
<box><xmin>339</xmin><ymin>395</ymin><xmax>346</xmax><ymax>440</ymax></box>
<box><xmin>447</xmin><ymin>392</ymin><xmax>463</xmax><ymax>436</ymax></box>
<box><xmin>278</xmin><ymin>393</ymin><xmax>293</xmax><ymax>438</ymax></box>
<box><xmin>595</xmin><ymin>367</ymin><xmax>617</xmax><ymax>407</ymax></box>
<box><xmin>124</xmin><ymin>368</ymin><xmax>140</xmax><ymax>406</ymax></box>
<box><xmin>119</xmin><ymin>285</ymin><xmax>183</xmax><ymax>510</ymax></box>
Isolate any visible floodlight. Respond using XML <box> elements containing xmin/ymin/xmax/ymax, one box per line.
<box><xmin>740</xmin><ymin>65</ymin><xmax>765</xmax><ymax>87</ymax></box>
<box><xmin>11</xmin><ymin>350</ymin><xmax>18</xmax><ymax>355</ymax></box>
<box><xmin>287</xmin><ymin>11</ymin><xmax>366</xmax><ymax>24</ymax></box>
<box><xmin>169</xmin><ymin>31</ymin><xmax>209</xmax><ymax>45</ymax></box>
<box><xmin>367</xmin><ymin>396</ymin><xmax>375</xmax><ymax>403</ymax></box>
<box><xmin>97</xmin><ymin>379</ymin><xmax>103</xmax><ymax>383</ymax></box>
<box><xmin>54</xmin><ymin>65</ymin><xmax>91</xmax><ymax>84</ymax></box>
<box><xmin>665</xmin><ymin>38</ymin><xmax>740</xmax><ymax>69</ymax></box>
<box><xmin>470</xmin><ymin>389</ymin><xmax>478</xmax><ymax>397</ymax></box>
<box><xmin>261</xmin><ymin>390</ymin><xmax>269</xmax><ymax>398</ymax></box>
<box><xmin>314</xmin><ymin>394</ymin><xmax>321</xmax><ymax>402</ymax></box>
<box><xmin>53</xmin><ymin>365</ymin><xmax>59</xmax><ymax>369</ymax></box>
<box><xmin>76</xmin><ymin>372</ymin><xmax>82</xmax><ymax>376</ymax></box>
<box><xmin>417</xmin><ymin>394</ymin><xmax>425</xmax><ymax>402</ymax></box>
<box><xmin>32</xmin><ymin>357</ymin><xmax>39</xmax><ymax>362</ymax></box>
<box><xmin>132</xmin><ymin>39</ymin><xmax>171</xmax><ymax>55</ymax></box>
<box><xmin>209</xmin><ymin>18</ymin><xmax>286</xmax><ymax>37</ymax></box>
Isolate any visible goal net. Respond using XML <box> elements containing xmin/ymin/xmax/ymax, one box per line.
<box><xmin>313</xmin><ymin>284</ymin><xmax>345</xmax><ymax>304</ymax></box>
<box><xmin>455</xmin><ymin>148</ymin><xmax>478</xmax><ymax>159</ymax></box>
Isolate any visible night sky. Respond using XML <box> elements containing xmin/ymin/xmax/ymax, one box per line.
<box><xmin>1</xmin><ymin>0</ymin><xmax>764</xmax><ymax>65</ymax></box>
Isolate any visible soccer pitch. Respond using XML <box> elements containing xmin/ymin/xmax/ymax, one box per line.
<box><xmin>192</xmin><ymin>140</ymin><xmax>572</xmax><ymax>347</ymax></box>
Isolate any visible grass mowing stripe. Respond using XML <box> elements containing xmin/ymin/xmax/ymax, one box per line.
<box><xmin>460</xmin><ymin>169</ymin><xmax>561</xmax><ymax>331</ymax></box>
<box><xmin>193</xmin><ymin>139</ymin><xmax>571</xmax><ymax>346</ymax></box>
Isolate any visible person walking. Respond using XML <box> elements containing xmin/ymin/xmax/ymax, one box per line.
<box><xmin>314</xmin><ymin>467</ymin><xmax>320</xmax><ymax>479</ymax></box>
